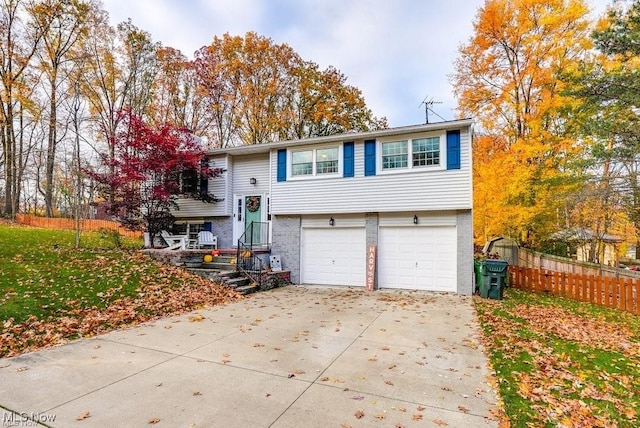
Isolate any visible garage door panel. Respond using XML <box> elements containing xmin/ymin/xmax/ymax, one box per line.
<box><xmin>379</xmin><ymin>226</ymin><xmax>457</xmax><ymax>292</ymax></box>
<box><xmin>301</xmin><ymin>227</ymin><xmax>366</xmax><ymax>286</ymax></box>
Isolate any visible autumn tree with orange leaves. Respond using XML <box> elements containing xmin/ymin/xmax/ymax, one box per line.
<box><xmin>454</xmin><ymin>0</ymin><xmax>594</xmax><ymax>247</ymax></box>
<box><xmin>193</xmin><ymin>32</ymin><xmax>385</xmax><ymax>148</ymax></box>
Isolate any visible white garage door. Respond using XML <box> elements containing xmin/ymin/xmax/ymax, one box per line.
<box><xmin>301</xmin><ymin>227</ymin><xmax>366</xmax><ymax>286</ymax></box>
<box><xmin>378</xmin><ymin>226</ymin><xmax>457</xmax><ymax>292</ymax></box>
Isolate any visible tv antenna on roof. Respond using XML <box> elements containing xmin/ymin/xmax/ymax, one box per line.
<box><xmin>419</xmin><ymin>95</ymin><xmax>445</xmax><ymax>124</ymax></box>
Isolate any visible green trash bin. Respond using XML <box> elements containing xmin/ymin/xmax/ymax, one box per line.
<box><xmin>474</xmin><ymin>260</ymin><xmax>483</xmax><ymax>294</ymax></box>
<box><xmin>479</xmin><ymin>259</ymin><xmax>508</xmax><ymax>300</ymax></box>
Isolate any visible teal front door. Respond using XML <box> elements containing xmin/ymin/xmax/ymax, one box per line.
<box><xmin>244</xmin><ymin>196</ymin><xmax>262</xmax><ymax>244</ymax></box>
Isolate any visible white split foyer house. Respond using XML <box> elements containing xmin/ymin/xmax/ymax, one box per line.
<box><xmin>171</xmin><ymin>118</ymin><xmax>474</xmax><ymax>295</ymax></box>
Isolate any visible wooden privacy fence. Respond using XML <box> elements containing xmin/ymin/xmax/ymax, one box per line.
<box><xmin>517</xmin><ymin>247</ymin><xmax>640</xmax><ymax>281</ymax></box>
<box><xmin>509</xmin><ymin>265</ymin><xmax>640</xmax><ymax>316</ymax></box>
<box><xmin>15</xmin><ymin>214</ymin><xmax>142</xmax><ymax>238</ymax></box>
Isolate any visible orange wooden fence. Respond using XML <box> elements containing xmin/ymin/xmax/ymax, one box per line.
<box><xmin>15</xmin><ymin>214</ymin><xmax>142</xmax><ymax>238</ymax></box>
<box><xmin>509</xmin><ymin>265</ymin><xmax>639</xmax><ymax>316</ymax></box>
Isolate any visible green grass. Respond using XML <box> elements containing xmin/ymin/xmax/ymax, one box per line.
<box><xmin>0</xmin><ymin>223</ymin><xmax>145</xmax><ymax>323</ymax></box>
<box><xmin>0</xmin><ymin>222</ymin><xmax>241</xmax><ymax>357</ymax></box>
<box><xmin>475</xmin><ymin>288</ymin><xmax>640</xmax><ymax>427</ymax></box>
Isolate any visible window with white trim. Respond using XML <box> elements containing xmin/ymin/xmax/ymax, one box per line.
<box><xmin>412</xmin><ymin>137</ymin><xmax>440</xmax><ymax>166</ymax></box>
<box><xmin>380</xmin><ymin>134</ymin><xmax>444</xmax><ymax>171</ymax></box>
<box><xmin>291</xmin><ymin>146</ymin><xmax>340</xmax><ymax>177</ymax></box>
<box><xmin>382</xmin><ymin>141</ymin><xmax>408</xmax><ymax>169</ymax></box>
<box><xmin>316</xmin><ymin>148</ymin><xmax>338</xmax><ymax>174</ymax></box>
<box><xmin>292</xmin><ymin>150</ymin><xmax>313</xmax><ymax>176</ymax></box>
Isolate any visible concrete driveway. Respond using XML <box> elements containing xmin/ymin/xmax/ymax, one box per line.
<box><xmin>0</xmin><ymin>286</ymin><xmax>498</xmax><ymax>427</ymax></box>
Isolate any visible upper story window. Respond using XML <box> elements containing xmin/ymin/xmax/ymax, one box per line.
<box><xmin>412</xmin><ymin>137</ymin><xmax>440</xmax><ymax>166</ymax></box>
<box><xmin>382</xmin><ymin>141</ymin><xmax>408</xmax><ymax>169</ymax></box>
<box><xmin>179</xmin><ymin>168</ymin><xmax>200</xmax><ymax>193</ymax></box>
<box><xmin>316</xmin><ymin>148</ymin><xmax>338</xmax><ymax>174</ymax></box>
<box><xmin>291</xmin><ymin>146</ymin><xmax>339</xmax><ymax>177</ymax></box>
<box><xmin>380</xmin><ymin>133</ymin><xmax>445</xmax><ymax>172</ymax></box>
<box><xmin>292</xmin><ymin>151</ymin><xmax>313</xmax><ymax>176</ymax></box>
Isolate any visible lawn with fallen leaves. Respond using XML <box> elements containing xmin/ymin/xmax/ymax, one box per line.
<box><xmin>0</xmin><ymin>222</ymin><xmax>241</xmax><ymax>357</ymax></box>
<box><xmin>475</xmin><ymin>287</ymin><xmax>640</xmax><ymax>427</ymax></box>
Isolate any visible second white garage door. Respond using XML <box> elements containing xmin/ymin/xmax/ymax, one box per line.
<box><xmin>378</xmin><ymin>226</ymin><xmax>457</xmax><ymax>292</ymax></box>
<box><xmin>300</xmin><ymin>227</ymin><xmax>366</xmax><ymax>286</ymax></box>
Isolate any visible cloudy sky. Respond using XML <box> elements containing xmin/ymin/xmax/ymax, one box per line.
<box><xmin>102</xmin><ymin>0</ymin><xmax>612</xmax><ymax>128</ymax></box>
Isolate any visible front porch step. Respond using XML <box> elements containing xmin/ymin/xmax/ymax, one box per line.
<box><xmin>184</xmin><ymin>266</ymin><xmax>257</xmax><ymax>295</ymax></box>
<box><xmin>235</xmin><ymin>285</ymin><xmax>259</xmax><ymax>295</ymax></box>
<box><xmin>201</xmin><ymin>262</ymin><xmax>236</xmax><ymax>270</ymax></box>
<box><xmin>225</xmin><ymin>276</ymin><xmax>251</xmax><ymax>288</ymax></box>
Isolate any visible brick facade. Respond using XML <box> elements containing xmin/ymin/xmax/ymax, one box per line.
<box><xmin>457</xmin><ymin>209</ymin><xmax>474</xmax><ymax>295</ymax></box>
<box><xmin>271</xmin><ymin>215</ymin><xmax>301</xmax><ymax>283</ymax></box>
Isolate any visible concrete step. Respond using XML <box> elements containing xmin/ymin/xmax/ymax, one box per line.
<box><xmin>187</xmin><ymin>268</ymin><xmax>222</xmax><ymax>281</ymax></box>
<box><xmin>219</xmin><ymin>270</ymin><xmax>241</xmax><ymax>280</ymax></box>
<box><xmin>235</xmin><ymin>284</ymin><xmax>259</xmax><ymax>295</ymax></box>
<box><xmin>211</xmin><ymin>255</ymin><xmax>236</xmax><ymax>263</ymax></box>
<box><xmin>224</xmin><ymin>277</ymin><xmax>250</xmax><ymax>288</ymax></box>
<box><xmin>202</xmin><ymin>262</ymin><xmax>236</xmax><ymax>270</ymax></box>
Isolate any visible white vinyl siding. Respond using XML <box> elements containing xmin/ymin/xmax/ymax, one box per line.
<box><xmin>231</xmin><ymin>153</ymin><xmax>270</xmax><ymax>196</ymax></box>
<box><xmin>172</xmin><ymin>156</ymin><xmax>228</xmax><ymax>217</ymax></box>
<box><xmin>271</xmin><ymin>127</ymin><xmax>472</xmax><ymax>215</ymax></box>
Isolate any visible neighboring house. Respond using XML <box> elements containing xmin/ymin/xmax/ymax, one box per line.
<box><xmin>171</xmin><ymin>118</ymin><xmax>474</xmax><ymax>294</ymax></box>
<box><xmin>552</xmin><ymin>228</ymin><xmax>624</xmax><ymax>266</ymax></box>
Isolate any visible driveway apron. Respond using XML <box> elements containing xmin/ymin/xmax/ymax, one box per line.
<box><xmin>0</xmin><ymin>286</ymin><xmax>498</xmax><ymax>427</ymax></box>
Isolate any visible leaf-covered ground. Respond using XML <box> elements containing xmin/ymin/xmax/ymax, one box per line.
<box><xmin>0</xmin><ymin>222</ymin><xmax>241</xmax><ymax>357</ymax></box>
<box><xmin>474</xmin><ymin>288</ymin><xmax>640</xmax><ymax>427</ymax></box>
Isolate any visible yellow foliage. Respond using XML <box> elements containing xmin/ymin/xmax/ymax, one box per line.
<box><xmin>456</xmin><ymin>0</ymin><xmax>594</xmax><ymax>246</ymax></box>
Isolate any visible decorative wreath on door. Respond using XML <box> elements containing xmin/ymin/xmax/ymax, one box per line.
<box><xmin>246</xmin><ymin>196</ymin><xmax>261</xmax><ymax>212</ymax></box>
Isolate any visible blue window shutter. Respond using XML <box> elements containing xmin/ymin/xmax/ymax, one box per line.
<box><xmin>364</xmin><ymin>139</ymin><xmax>376</xmax><ymax>176</ymax></box>
<box><xmin>204</xmin><ymin>222</ymin><xmax>212</xmax><ymax>232</ymax></box>
<box><xmin>446</xmin><ymin>130</ymin><xmax>461</xmax><ymax>170</ymax></box>
<box><xmin>343</xmin><ymin>142</ymin><xmax>354</xmax><ymax>177</ymax></box>
<box><xmin>277</xmin><ymin>149</ymin><xmax>287</xmax><ymax>182</ymax></box>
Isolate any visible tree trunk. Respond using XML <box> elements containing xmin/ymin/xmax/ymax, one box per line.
<box><xmin>3</xmin><ymin>102</ymin><xmax>16</xmax><ymax>218</ymax></box>
<box><xmin>45</xmin><ymin>75</ymin><xmax>57</xmax><ymax>218</ymax></box>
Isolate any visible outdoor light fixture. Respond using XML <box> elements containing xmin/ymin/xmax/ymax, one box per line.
<box><xmin>250</xmin><ymin>177</ymin><xmax>257</xmax><ymax>185</ymax></box>
<box><xmin>413</xmin><ymin>215</ymin><xmax>418</xmax><ymax>225</ymax></box>
<box><xmin>329</xmin><ymin>217</ymin><xmax>335</xmax><ymax>226</ymax></box>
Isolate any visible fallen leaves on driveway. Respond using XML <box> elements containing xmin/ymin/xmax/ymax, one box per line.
<box><xmin>76</xmin><ymin>411</ymin><xmax>90</xmax><ymax>421</ymax></box>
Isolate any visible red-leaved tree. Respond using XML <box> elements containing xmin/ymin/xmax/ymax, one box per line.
<box><xmin>88</xmin><ymin>110</ymin><xmax>222</xmax><ymax>246</ymax></box>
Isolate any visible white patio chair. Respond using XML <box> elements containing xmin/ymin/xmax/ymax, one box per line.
<box><xmin>197</xmin><ymin>231</ymin><xmax>218</xmax><ymax>249</ymax></box>
<box><xmin>160</xmin><ymin>230</ymin><xmax>188</xmax><ymax>250</ymax></box>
